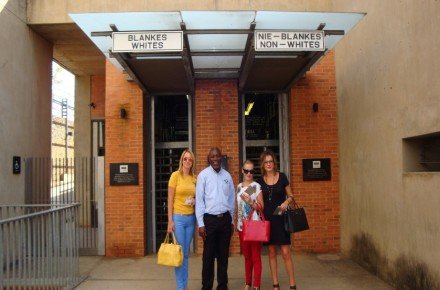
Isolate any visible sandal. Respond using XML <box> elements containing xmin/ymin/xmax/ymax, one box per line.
<box><xmin>244</xmin><ymin>283</ymin><xmax>251</xmax><ymax>290</ymax></box>
<box><xmin>273</xmin><ymin>284</ymin><xmax>280</xmax><ymax>290</ymax></box>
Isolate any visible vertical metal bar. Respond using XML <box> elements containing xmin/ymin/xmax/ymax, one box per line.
<box><xmin>18</xmin><ymin>219</ymin><xmax>23</xmax><ymax>288</ymax></box>
<box><xmin>85</xmin><ymin>156</ymin><xmax>90</xmax><ymax>249</ymax></box>
<box><xmin>26</xmin><ymin>217</ymin><xmax>31</xmax><ymax>288</ymax></box>
<box><xmin>80</xmin><ymin>157</ymin><xmax>85</xmax><ymax>249</ymax></box>
<box><xmin>10</xmin><ymin>221</ymin><xmax>17</xmax><ymax>289</ymax></box>
<box><xmin>5</xmin><ymin>223</ymin><xmax>10</xmax><ymax>289</ymax></box>
<box><xmin>0</xmin><ymin>224</ymin><xmax>4</xmax><ymax>290</ymax></box>
<box><xmin>58</xmin><ymin>158</ymin><xmax>61</xmax><ymax>204</ymax></box>
<box><xmin>54</xmin><ymin>208</ymin><xmax>59</xmax><ymax>287</ymax></box>
<box><xmin>67</xmin><ymin>206</ymin><xmax>72</xmax><ymax>286</ymax></box>
<box><xmin>48</xmin><ymin>212</ymin><xmax>53</xmax><ymax>289</ymax></box>
<box><xmin>32</xmin><ymin>216</ymin><xmax>36</xmax><ymax>288</ymax></box>
<box><xmin>151</xmin><ymin>96</ymin><xmax>157</xmax><ymax>252</ymax></box>
<box><xmin>62</xmin><ymin>209</ymin><xmax>67</xmax><ymax>286</ymax></box>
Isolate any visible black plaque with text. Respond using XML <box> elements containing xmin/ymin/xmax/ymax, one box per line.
<box><xmin>302</xmin><ymin>158</ymin><xmax>331</xmax><ymax>181</ymax></box>
<box><xmin>110</xmin><ymin>163</ymin><xmax>139</xmax><ymax>186</ymax></box>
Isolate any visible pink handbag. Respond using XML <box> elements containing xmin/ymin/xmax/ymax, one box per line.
<box><xmin>242</xmin><ymin>209</ymin><xmax>270</xmax><ymax>242</ymax></box>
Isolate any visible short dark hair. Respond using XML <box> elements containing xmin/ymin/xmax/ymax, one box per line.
<box><xmin>207</xmin><ymin>147</ymin><xmax>222</xmax><ymax>164</ymax></box>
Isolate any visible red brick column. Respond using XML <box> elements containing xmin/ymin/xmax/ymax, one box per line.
<box><xmin>290</xmin><ymin>51</ymin><xmax>340</xmax><ymax>253</ymax></box>
<box><xmin>194</xmin><ymin>79</ymin><xmax>241</xmax><ymax>254</ymax></box>
<box><xmin>104</xmin><ymin>60</ymin><xmax>145</xmax><ymax>256</ymax></box>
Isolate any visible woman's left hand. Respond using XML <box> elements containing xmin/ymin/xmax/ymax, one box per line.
<box><xmin>280</xmin><ymin>201</ymin><xmax>289</xmax><ymax>211</ymax></box>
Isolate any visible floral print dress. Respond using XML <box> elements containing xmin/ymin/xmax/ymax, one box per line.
<box><xmin>236</xmin><ymin>181</ymin><xmax>262</xmax><ymax>231</ymax></box>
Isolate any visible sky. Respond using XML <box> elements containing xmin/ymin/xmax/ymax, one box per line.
<box><xmin>52</xmin><ymin>62</ymin><xmax>75</xmax><ymax>120</ymax></box>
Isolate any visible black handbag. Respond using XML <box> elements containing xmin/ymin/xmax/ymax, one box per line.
<box><xmin>284</xmin><ymin>198</ymin><xmax>309</xmax><ymax>233</ymax></box>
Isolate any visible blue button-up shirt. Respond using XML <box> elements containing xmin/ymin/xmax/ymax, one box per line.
<box><xmin>195</xmin><ymin>166</ymin><xmax>235</xmax><ymax>227</ymax></box>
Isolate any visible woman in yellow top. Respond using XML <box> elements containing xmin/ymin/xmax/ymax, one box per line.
<box><xmin>167</xmin><ymin>149</ymin><xmax>196</xmax><ymax>290</ymax></box>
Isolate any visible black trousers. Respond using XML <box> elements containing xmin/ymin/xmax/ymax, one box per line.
<box><xmin>202</xmin><ymin>213</ymin><xmax>232</xmax><ymax>290</ymax></box>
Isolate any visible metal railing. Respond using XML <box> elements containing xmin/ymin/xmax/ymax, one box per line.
<box><xmin>0</xmin><ymin>204</ymin><xmax>85</xmax><ymax>289</ymax></box>
<box><xmin>25</xmin><ymin>157</ymin><xmax>104</xmax><ymax>255</ymax></box>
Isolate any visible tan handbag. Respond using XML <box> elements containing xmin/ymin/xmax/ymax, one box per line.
<box><xmin>157</xmin><ymin>232</ymin><xmax>183</xmax><ymax>267</ymax></box>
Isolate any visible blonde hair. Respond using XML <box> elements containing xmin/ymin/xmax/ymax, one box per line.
<box><xmin>242</xmin><ymin>159</ymin><xmax>254</xmax><ymax>168</ymax></box>
<box><xmin>178</xmin><ymin>149</ymin><xmax>195</xmax><ymax>176</ymax></box>
<box><xmin>259</xmin><ymin>150</ymin><xmax>278</xmax><ymax>176</ymax></box>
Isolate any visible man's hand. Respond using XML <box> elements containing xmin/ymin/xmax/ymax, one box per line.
<box><xmin>198</xmin><ymin>226</ymin><xmax>206</xmax><ymax>240</ymax></box>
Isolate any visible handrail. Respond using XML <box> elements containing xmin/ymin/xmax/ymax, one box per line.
<box><xmin>0</xmin><ymin>203</ymin><xmax>80</xmax><ymax>224</ymax></box>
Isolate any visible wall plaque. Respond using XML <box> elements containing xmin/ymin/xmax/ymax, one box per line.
<box><xmin>110</xmin><ymin>163</ymin><xmax>139</xmax><ymax>186</ymax></box>
<box><xmin>302</xmin><ymin>158</ymin><xmax>331</xmax><ymax>181</ymax></box>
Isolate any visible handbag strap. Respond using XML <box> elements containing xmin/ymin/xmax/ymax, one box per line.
<box><xmin>164</xmin><ymin>232</ymin><xmax>170</xmax><ymax>243</ymax></box>
<box><xmin>164</xmin><ymin>232</ymin><xmax>180</xmax><ymax>245</ymax></box>
<box><xmin>171</xmin><ymin>232</ymin><xmax>180</xmax><ymax>245</ymax></box>
<box><xmin>247</xmin><ymin>207</ymin><xmax>266</xmax><ymax>221</ymax></box>
<box><xmin>288</xmin><ymin>196</ymin><xmax>300</xmax><ymax>210</ymax></box>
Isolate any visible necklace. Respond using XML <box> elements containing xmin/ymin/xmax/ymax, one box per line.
<box><xmin>265</xmin><ymin>174</ymin><xmax>276</xmax><ymax>202</ymax></box>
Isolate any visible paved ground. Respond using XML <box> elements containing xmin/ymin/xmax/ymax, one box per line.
<box><xmin>76</xmin><ymin>253</ymin><xmax>393</xmax><ymax>290</ymax></box>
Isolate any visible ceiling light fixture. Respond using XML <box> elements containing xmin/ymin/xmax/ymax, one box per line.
<box><xmin>244</xmin><ymin>102</ymin><xmax>254</xmax><ymax>116</ymax></box>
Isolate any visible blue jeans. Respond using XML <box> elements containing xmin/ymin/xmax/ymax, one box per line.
<box><xmin>173</xmin><ymin>214</ymin><xmax>195</xmax><ymax>290</ymax></box>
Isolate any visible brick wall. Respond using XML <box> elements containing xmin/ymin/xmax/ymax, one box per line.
<box><xmin>102</xmin><ymin>54</ymin><xmax>339</xmax><ymax>256</ymax></box>
<box><xmin>91</xmin><ymin>75</ymin><xmax>105</xmax><ymax>119</ymax></box>
<box><xmin>194</xmin><ymin>79</ymin><xmax>241</xmax><ymax>254</ymax></box>
<box><xmin>290</xmin><ymin>51</ymin><xmax>340</xmax><ymax>253</ymax></box>
<box><xmin>105</xmin><ymin>60</ymin><xmax>145</xmax><ymax>256</ymax></box>
<box><xmin>51</xmin><ymin>116</ymin><xmax>74</xmax><ymax>159</ymax></box>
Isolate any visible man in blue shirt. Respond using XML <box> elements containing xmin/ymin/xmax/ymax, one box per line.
<box><xmin>196</xmin><ymin>147</ymin><xmax>235</xmax><ymax>290</ymax></box>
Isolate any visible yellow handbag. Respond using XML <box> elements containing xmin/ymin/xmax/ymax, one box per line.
<box><xmin>157</xmin><ymin>232</ymin><xmax>183</xmax><ymax>267</ymax></box>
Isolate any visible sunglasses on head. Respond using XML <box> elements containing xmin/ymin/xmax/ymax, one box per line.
<box><xmin>242</xmin><ymin>169</ymin><xmax>255</xmax><ymax>174</ymax></box>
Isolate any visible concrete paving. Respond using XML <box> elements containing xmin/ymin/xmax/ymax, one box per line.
<box><xmin>76</xmin><ymin>253</ymin><xmax>393</xmax><ymax>290</ymax></box>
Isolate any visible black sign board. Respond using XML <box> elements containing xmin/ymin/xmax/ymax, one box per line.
<box><xmin>13</xmin><ymin>156</ymin><xmax>21</xmax><ymax>174</ymax></box>
<box><xmin>110</xmin><ymin>163</ymin><xmax>139</xmax><ymax>186</ymax></box>
<box><xmin>302</xmin><ymin>158</ymin><xmax>331</xmax><ymax>181</ymax></box>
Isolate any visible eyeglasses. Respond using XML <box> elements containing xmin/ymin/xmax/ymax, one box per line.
<box><xmin>264</xmin><ymin>160</ymin><xmax>274</xmax><ymax>164</ymax></box>
<box><xmin>242</xmin><ymin>169</ymin><xmax>255</xmax><ymax>174</ymax></box>
<box><xmin>183</xmin><ymin>157</ymin><xmax>193</xmax><ymax>162</ymax></box>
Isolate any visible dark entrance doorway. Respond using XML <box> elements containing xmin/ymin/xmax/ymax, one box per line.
<box><xmin>148</xmin><ymin>95</ymin><xmax>192</xmax><ymax>252</ymax></box>
<box><xmin>241</xmin><ymin>93</ymin><xmax>290</xmax><ymax>179</ymax></box>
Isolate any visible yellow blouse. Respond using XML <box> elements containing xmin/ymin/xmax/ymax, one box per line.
<box><xmin>168</xmin><ymin>171</ymin><xmax>196</xmax><ymax>215</ymax></box>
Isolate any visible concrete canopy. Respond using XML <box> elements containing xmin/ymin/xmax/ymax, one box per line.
<box><xmin>69</xmin><ymin>11</ymin><xmax>364</xmax><ymax>94</ymax></box>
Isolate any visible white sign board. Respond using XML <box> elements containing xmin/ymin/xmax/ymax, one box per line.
<box><xmin>112</xmin><ymin>31</ymin><xmax>183</xmax><ymax>53</ymax></box>
<box><xmin>255</xmin><ymin>31</ymin><xmax>325</xmax><ymax>52</ymax></box>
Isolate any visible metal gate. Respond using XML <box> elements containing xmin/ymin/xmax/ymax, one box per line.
<box><xmin>24</xmin><ymin>157</ymin><xmax>105</xmax><ymax>255</ymax></box>
<box><xmin>149</xmin><ymin>95</ymin><xmax>192</xmax><ymax>252</ymax></box>
<box><xmin>241</xmin><ymin>93</ymin><xmax>290</xmax><ymax>178</ymax></box>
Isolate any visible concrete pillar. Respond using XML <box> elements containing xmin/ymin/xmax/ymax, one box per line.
<box><xmin>74</xmin><ymin>76</ymin><xmax>91</xmax><ymax>158</ymax></box>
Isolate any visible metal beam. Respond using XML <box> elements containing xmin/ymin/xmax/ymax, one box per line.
<box><xmin>109</xmin><ymin>24</ymin><xmax>119</xmax><ymax>32</ymax></box>
<box><xmin>180</xmin><ymin>22</ymin><xmax>195</xmax><ymax>95</ymax></box>
<box><xmin>194</xmin><ymin>68</ymin><xmax>239</xmax><ymax>72</ymax></box>
<box><xmin>238</xmin><ymin>22</ymin><xmax>256</xmax><ymax>92</ymax></box>
<box><xmin>90</xmin><ymin>28</ymin><xmax>344</xmax><ymax>38</ymax></box>
<box><xmin>184</xmin><ymin>29</ymin><xmax>252</xmax><ymax>35</ymax></box>
<box><xmin>324</xmin><ymin>30</ymin><xmax>345</xmax><ymax>36</ymax></box>
<box><xmin>194</xmin><ymin>72</ymin><xmax>239</xmax><ymax>79</ymax></box>
<box><xmin>190</xmin><ymin>50</ymin><xmax>245</xmax><ymax>56</ymax></box>
<box><xmin>110</xmin><ymin>51</ymin><xmax>149</xmax><ymax>93</ymax></box>
<box><xmin>283</xmin><ymin>51</ymin><xmax>325</xmax><ymax>92</ymax></box>
<box><xmin>91</xmin><ymin>31</ymin><xmax>112</xmax><ymax>37</ymax></box>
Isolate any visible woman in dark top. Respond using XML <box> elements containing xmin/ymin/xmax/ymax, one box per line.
<box><xmin>257</xmin><ymin>150</ymin><xmax>297</xmax><ymax>290</ymax></box>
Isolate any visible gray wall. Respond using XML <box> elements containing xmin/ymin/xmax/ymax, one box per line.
<box><xmin>332</xmin><ymin>1</ymin><xmax>440</xmax><ymax>288</ymax></box>
<box><xmin>0</xmin><ymin>0</ymin><xmax>52</xmax><ymax>204</ymax></box>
